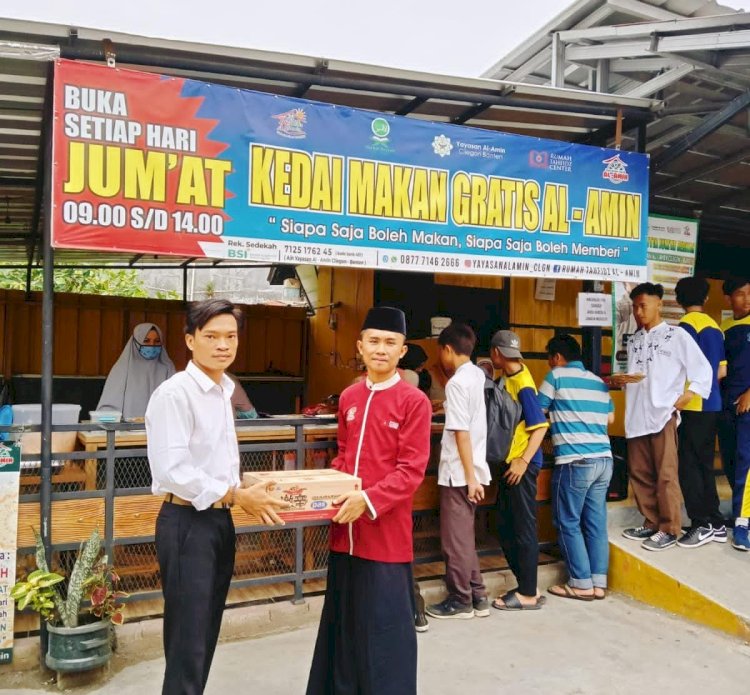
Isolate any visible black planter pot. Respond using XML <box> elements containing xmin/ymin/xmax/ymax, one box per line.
<box><xmin>45</xmin><ymin>620</ymin><xmax>112</xmax><ymax>672</ymax></box>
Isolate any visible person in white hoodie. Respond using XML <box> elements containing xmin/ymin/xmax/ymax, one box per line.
<box><xmin>611</xmin><ymin>283</ymin><xmax>712</xmax><ymax>552</ymax></box>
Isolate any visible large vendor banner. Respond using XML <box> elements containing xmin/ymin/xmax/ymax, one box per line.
<box><xmin>0</xmin><ymin>443</ymin><xmax>20</xmax><ymax>665</ymax></box>
<box><xmin>52</xmin><ymin>59</ymin><xmax>649</xmax><ymax>281</ymax></box>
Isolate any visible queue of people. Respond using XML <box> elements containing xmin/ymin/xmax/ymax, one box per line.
<box><xmin>120</xmin><ymin>270</ymin><xmax>749</xmax><ymax>694</ymax></box>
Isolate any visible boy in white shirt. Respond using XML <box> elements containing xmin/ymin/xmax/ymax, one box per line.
<box><xmin>426</xmin><ymin>323</ymin><xmax>491</xmax><ymax>619</ymax></box>
<box><xmin>611</xmin><ymin>283</ymin><xmax>712</xmax><ymax>552</ymax></box>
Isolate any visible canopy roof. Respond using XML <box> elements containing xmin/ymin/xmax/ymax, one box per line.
<box><xmin>484</xmin><ymin>0</ymin><xmax>750</xmax><ymax>252</ymax></box>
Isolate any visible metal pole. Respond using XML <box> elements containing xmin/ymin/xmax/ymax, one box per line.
<box><xmin>39</xmin><ymin>62</ymin><xmax>55</xmax><ymax>664</ymax></box>
<box><xmin>104</xmin><ymin>427</ymin><xmax>115</xmax><ymax>563</ymax></box>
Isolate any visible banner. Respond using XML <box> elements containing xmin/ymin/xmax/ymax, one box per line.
<box><xmin>0</xmin><ymin>443</ymin><xmax>20</xmax><ymax>665</ymax></box>
<box><xmin>611</xmin><ymin>215</ymin><xmax>699</xmax><ymax>373</ymax></box>
<box><xmin>52</xmin><ymin>60</ymin><xmax>649</xmax><ymax>281</ymax></box>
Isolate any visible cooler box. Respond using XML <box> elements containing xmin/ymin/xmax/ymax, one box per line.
<box><xmin>242</xmin><ymin>469</ymin><xmax>361</xmax><ymax>521</ymax></box>
<box><xmin>11</xmin><ymin>403</ymin><xmax>81</xmax><ymax>468</ymax></box>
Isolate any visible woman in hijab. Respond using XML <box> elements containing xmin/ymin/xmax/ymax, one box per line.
<box><xmin>97</xmin><ymin>323</ymin><xmax>176</xmax><ymax>420</ymax></box>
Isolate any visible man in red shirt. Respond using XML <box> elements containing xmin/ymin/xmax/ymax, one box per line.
<box><xmin>306</xmin><ymin>306</ymin><xmax>432</xmax><ymax>695</ymax></box>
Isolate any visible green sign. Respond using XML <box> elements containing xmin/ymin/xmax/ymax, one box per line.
<box><xmin>0</xmin><ymin>443</ymin><xmax>21</xmax><ymax>664</ymax></box>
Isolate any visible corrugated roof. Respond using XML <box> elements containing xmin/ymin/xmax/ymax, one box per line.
<box><xmin>0</xmin><ymin>16</ymin><xmax>657</xmax><ymax>268</ymax></box>
<box><xmin>483</xmin><ymin>0</ymin><xmax>750</xmax><ymax>249</ymax></box>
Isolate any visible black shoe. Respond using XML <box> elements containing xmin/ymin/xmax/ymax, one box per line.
<box><xmin>711</xmin><ymin>524</ymin><xmax>728</xmax><ymax>543</ymax></box>
<box><xmin>473</xmin><ymin>596</ymin><xmax>490</xmax><ymax>618</ymax></box>
<box><xmin>414</xmin><ymin>611</ymin><xmax>429</xmax><ymax>632</ymax></box>
<box><xmin>622</xmin><ymin>525</ymin><xmax>655</xmax><ymax>540</ymax></box>
<box><xmin>425</xmin><ymin>597</ymin><xmax>474</xmax><ymax>620</ymax></box>
<box><xmin>641</xmin><ymin>531</ymin><xmax>677</xmax><ymax>551</ymax></box>
<box><xmin>677</xmin><ymin>525</ymin><xmax>714</xmax><ymax>548</ymax></box>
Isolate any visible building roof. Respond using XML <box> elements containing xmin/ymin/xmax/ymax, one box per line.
<box><xmin>0</xmin><ymin>16</ymin><xmax>656</xmax><ymax>268</ymax></box>
<box><xmin>483</xmin><ymin>0</ymin><xmax>750</xmax><ymax>251</ymax></box>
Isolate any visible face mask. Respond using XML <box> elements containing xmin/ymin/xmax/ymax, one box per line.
<box><xmin>138</xmin><ymin>345</ymin><xmax>162</xmax><ymax>360</ymax></box>
<box><xmin>418</xmin><ymin>369</ymin><xmax>432</xmax><ymax>394</ymax></box>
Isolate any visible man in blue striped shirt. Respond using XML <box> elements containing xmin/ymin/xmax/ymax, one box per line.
<box><xmin>537</xmin><ymin>335</ymin><xmax>614</xmax><ymax>601</ymax></box>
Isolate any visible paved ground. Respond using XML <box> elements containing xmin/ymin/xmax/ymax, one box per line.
<box><xmin>4</xmin><ymin>592</ymin><xmax>748</xmax><ymax>694</ymax></box>
<box><xmin>609</xmin><ymin>500</ymin><xmax>750</xmax><ymax>623</ymax></box>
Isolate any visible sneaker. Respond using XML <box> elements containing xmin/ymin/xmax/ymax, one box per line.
<box><xmin>641</xmin><ymin>531</ymin><xmax>677</xmax><ymax>552</ymax></box>
<box><xmin>414</xmin><ymin>611</ymin><xmax>429</xmax><ymax>633</ymax></box>
<box><xmin>622</xmin><ymin>526</ymin><xmax>655</xmax><ymax>541</ymax></box>
<box><xmin>473</xmin><ymin>596</ymin><xmax>490</xmax><ymax>618</ymax></box>
<box><xmin>711</xmin><ymin>524</ymin><xmax>728</xmax><ymax>543</ymax></box>
<box><xmin>677</xmin><ymin>525</ymin><xmax>714</xmax><ymax>548</ymax></box>
<box><xmin>732</xmin><ymin>525</ymin><xmax>750</xmax><ymax>552</ymax></box>
<box><xmin>425</xmin><ymin>597</ymin><xmax>474</xmax><ymax>620</ymax></box>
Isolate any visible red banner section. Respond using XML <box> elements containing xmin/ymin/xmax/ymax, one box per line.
<box><xmin>52</xmin><ymin>59</ymin><xmax>231</xmax><ymax>257</ymax></box>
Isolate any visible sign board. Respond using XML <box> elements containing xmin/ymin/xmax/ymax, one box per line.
<box><xmin>0</xmin><ymin>443</ymin><xmax>20</xmax><ymax>665</ymax></box>
<box><xmin>52</xmin><ymin>59</ymin><xmax>649</xmax><ymax>281</ymax></box>
<box><xmin>577</xmin><ymin>292</ymin><xmax>612</xmax><ymax>327</ymax></box>
<box><xmin>535</xmin><ymin>278</ymin><xmax>556</xmax><ymax>302</ymax></box>
<box><xmin>646</xmin><ymin>215</ymin><xmax>699</xmax><ymax>324</ymax></box>
<box><xmin>611</xmin><ymin>215</ymin><xmax>699</xmax><ymax>373</ymax></box>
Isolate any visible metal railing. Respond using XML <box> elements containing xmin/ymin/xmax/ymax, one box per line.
<box><xmin>3</xmin><ymin>417</ymin><xmax>519</xmax><ymax>627</ymax></box>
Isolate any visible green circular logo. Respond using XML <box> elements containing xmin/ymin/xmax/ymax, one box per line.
<box><xmin>371</xmin><ymin>118</ymin><xmax>390</xmax><ymax>138</ymax></box>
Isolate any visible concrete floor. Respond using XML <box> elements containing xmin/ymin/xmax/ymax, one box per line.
<box><xmin>5</xmin><ymin>592</ymin><xmax>749</xmax><ymax>694</ymax></box>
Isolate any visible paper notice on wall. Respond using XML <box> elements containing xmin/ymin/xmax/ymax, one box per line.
<box><xmin>577</xmin><ymin>293</ymin><xmax>612</xmax><ymax>327</ymax></box>
<box><xmin>611</xmin><ymin>215</ymin><xmax>699</xmax><ymax>373</ymax></box>
<box><xmin>535</xmin><ymin>278</ymin><xmax>556</xmax><ymax>301</ymax></box>
<box><xmin>647</xmin><ymin>216</ymin><xmax>698</xmax><ymax>325</ymax></box>
<box><xmin>0</xmin><ymin>443</ymin><xmax>20</xmax><ymax>665</ymax></box>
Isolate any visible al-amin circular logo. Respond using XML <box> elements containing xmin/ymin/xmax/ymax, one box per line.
<box><xmin>371</xmin><ymin>118</ymin><xmax>390</xmax><ymax>139</ymax></box>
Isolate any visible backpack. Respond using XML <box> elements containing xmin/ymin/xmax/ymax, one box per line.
<box><xmin>484</xmin><ymin>376</ymin><xmax>522</xmax><ymax>467</ymax></box>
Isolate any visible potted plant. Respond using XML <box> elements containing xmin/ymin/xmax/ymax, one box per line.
<box><xmin>10</xmin><ymin>528</ymin><xmax>127</xmax><ymax>673</ymax></box>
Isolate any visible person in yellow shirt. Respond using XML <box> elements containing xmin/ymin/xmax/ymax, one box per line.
<box><xmin>489</xmin><ymin>330</ymin><xmax>548</xmax><ymax>610</ymax></box>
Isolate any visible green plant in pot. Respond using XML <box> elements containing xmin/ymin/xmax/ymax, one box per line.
<box><xmin>10</xmin><ymin>528</ymin><xmax>127</xmax><ymax>673</ymax></box>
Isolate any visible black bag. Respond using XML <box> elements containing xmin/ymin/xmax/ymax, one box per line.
<box><xmin>484</xmin><ymin>376</ymin><xmax>522</xmax><ymax>466</ymax></box>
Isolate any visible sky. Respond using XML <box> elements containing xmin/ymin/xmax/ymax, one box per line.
<box><xmin>3</xmin><ymin>0</ymin><xmax>750</xmax><ymax>77</ymax></box>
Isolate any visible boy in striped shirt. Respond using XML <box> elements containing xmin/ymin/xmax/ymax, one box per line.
<box><xmin>538</xmin><ymin>335</ymin><xmax>614</xmax><ymax>601</ymax></box>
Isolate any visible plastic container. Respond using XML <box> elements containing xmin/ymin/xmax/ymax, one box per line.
<box><xmin>89</xmin><ymin>409</ymin><xmax>122</xmax><ymax>423</ymax></box>
<box><xmin>430</xmin><ymin>316</ymin><xmax>451</xmax><ymax>336</ymax></box>
<box><xmin>10</xmin><ymin>403</ymin><xmax>81</xmax><ymax>468</ymax></box>
<box><xmin>12</xmin><ymin>403</ymin><xmax>81</xmax><ymax>426</ymax></box>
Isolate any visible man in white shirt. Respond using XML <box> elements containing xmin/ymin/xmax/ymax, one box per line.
<box><xmin>611</xmin><ymin>283</ymin><xmax>712</xmax><ymax>552</ymax></box>
<box><xmin>146</xmin><ymin>299</ymin><xmax>287</xmax><ymax>695</ymax></box>
<box><xmin>426</xmin><ymin>323</ymin><xmax>491</xmax><ymax>619</ymax></box>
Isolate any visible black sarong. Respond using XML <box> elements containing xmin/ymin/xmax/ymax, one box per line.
<box><xmin>306</xmin><ymin>552</ymin><xmax>417</xmax><ymax>695</ymax></box>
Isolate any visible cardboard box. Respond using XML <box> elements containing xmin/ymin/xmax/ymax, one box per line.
<box><xmin>242</xmin><ymin>469</ymin><xmax>361</xmax><ymax>521</ymax></box>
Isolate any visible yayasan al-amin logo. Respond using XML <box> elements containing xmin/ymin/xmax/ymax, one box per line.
<box><xmin>432</xmin><ymin>134</ymin><xmax>453</xmax><ymax>157</ymax></box>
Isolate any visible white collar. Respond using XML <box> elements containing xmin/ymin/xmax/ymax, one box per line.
<box><xmin>642</xmin><ymin>321</ymin><xmax>668</xmax><ymax>335</ymax></box>
<box><xmin>365</xmin><ymin>371</ymin><xmax>401</xmax><ymax>392</ymax></box>
<box><xmin>186</xmin><ymin>360</ymin><xmax>235</xmax><ymax>395</ymax></box>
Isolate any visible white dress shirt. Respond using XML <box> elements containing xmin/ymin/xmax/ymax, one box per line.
<box><xmin>438</xmin><ymin>361</ymin><xmax>491</xmax><ymax>487</ymax></box>
<box><xmin>625</xmin><ymin>322</ymin><xmax>712</xmax><ymax>439</ymax></box>
<box><xmin>146</xmin><ymin>361</ymin><xmax>240</xmax><ymax>510</ymax></box>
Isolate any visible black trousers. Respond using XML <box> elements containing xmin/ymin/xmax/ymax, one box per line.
<box><xmin>307</xmin><ymin>552</ymin><xmax>417</xmax><ymax>695</ymax></box>
<box><xmin>155</xmin><ymin>502</ymin><xmax>235</xmax><ymax>695</ymax></box>
<box><xmin>495</xmin><ymin>463</ymin><xmax>539</xmax><ymax>597</ymax></box>
<box><xmin>678</xmin><ymin>411</ymin><xmax>723</xmax><ymax>528</ymax></box>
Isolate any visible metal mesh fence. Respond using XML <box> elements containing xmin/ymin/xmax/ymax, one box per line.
<box><xmin>234</xmin><ymin>529</ymin><xmax>296</xmax><ymax>578</ymax></box>
<box><xmin>114</xmin><ymin>543</ymin><xmax>161</xmax><ymax>593</ymax></box>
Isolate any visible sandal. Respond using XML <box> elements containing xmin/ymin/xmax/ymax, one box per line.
<box><xmin>594</xmin><ymin>588</ymin><xmax>607</xmax><ymax>600</ymax></box>
<box><xmin>547</xmin><ymin>584</ymin><xmax>595</xmax><ymax>602</ymax></box>
<box><xmin>491</xmin><ymin>590</ymin><xmax>544</xmax><ymax>611</ymax></box>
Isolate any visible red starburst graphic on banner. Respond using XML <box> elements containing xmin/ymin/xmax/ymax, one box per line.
<box><xmin>52</xmin><ymin>59</ymin><xmax>233</xmax><ymax>258</ymax></box>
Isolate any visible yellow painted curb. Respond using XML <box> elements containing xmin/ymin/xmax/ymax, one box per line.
<box><xmin>609</xmin><ymin>542</ymin><xmax>750</xmax><ymax>641</ymax></box>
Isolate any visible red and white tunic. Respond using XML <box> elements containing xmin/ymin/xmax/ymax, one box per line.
<box><xmin>329</xmin><ymin>372</ymin><xmax>432</xmax><ymax>563</ymax></box>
